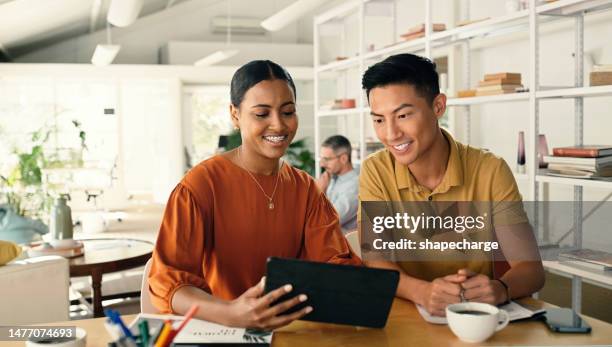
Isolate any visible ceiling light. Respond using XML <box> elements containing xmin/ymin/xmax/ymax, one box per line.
<box><xmin>194</xmin><ymin>49</ymin><xmax>239</xmax><ymax>66</ymax></box>
<box><xmin>194</xmin><ymin>0</ymin><xmax>238</xmax><ymax>67</ymax></box>
<box><xmin>91</xmin><ymin>44</ymin><xmax>120</xmax><ymax>66</ymax></box>
<box><xmin>261</xmin><ymin>0</ymin><xmax>327</xmax><ymax>32</ymax></box>
<box><xmin>107</xmin><ymin>0</ymin><xmax>144</xmax><ymax>27</ymax></box>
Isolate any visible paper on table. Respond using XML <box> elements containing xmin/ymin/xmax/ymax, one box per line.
<box><xmin>130</xmin><ymin>313</ymin><xmax>273</xmax><ymax>345</ymax></box>
<box><xmin>417</xmin><ymin>301</ymin><xmax>545</xmax><ymax>325</ymax></box>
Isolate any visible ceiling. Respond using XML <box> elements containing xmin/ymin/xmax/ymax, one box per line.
<box><xmin>0</xmin><ymin>0</ymin><xmax>347</xmax><ymax>63</ymax></box>
<box><xmin>0</xmin><ymin>0</ymin><xmax>191</xmax><ymax>60</ymax></box>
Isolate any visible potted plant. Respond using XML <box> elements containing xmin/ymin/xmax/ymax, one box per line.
<box><xmin>0</xmin><ymin>121</ymin><xmax>87</xmax><ymax>244</ymax></box>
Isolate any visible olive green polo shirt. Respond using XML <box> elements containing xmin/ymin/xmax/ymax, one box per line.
<box><xmin>359</xmin><ymin>129</ymin><xmax>528</xmax><ymax>280</ymax></box>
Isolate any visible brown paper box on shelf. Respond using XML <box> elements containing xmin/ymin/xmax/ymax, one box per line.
<box><xmin>478</xmin><ymin>77</ymin><xmax>522</xmax><ymax>86</ymax></box>
<box><xmin>590</xmin><ymin>71</ymin><xmax>612</xmax><ymax>86</ymax></box>
<box><xmin>457</xmin><ymin>89</ymin><xmax>477</xmax><ymax>98</ymax></box>
<box><xmin>484</xmin><ymin>72</ymin><xmax>522</xmax><ymax>81</ymax></box>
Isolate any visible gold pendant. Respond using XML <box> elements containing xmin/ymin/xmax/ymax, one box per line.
<box><xmin>268</xmin><ymin>201</ymin><xmax>274</xmax><ymax>210</ymax></box>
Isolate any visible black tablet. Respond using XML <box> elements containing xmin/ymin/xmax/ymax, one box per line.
<box><xmin>264</xmin><ymin>257</ymin><xmax>399</xmax><ymax>328</ymax></box>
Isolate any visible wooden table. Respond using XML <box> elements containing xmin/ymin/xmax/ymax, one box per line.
<box><xmin>69</xmin><ymin>238</ymin><xmax>153</xmax><ymax>318</ymax></box>
<box><xmin>8</xmin><ymin>298</ymin><xmax>612</xmax><ymax>346</ymax></box>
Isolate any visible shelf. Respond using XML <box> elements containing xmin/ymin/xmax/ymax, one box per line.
<box><xmin>446</xmin><ymin>92</ymin><xmax>530</xmax><ymax>106</ymax></box>
<box><xmin>543</xmin><ymin>260</ymin><xmax>612</xmax><ymax>287</ymax></box>
<box><xmin>317</xmin><ymin>56</ymin><xmax>360</xmax><ymax>73</ymax></box>
<box><xmin>537</xmin><ymin>0</ymin><xmax>612</xmax><ymax>16</ymax></box>
<box><xmin>316</xmin><ymin>107</ymin><xmax>369</xmax><ymax>117</ymax></box>
<box><xmin>363</xmin><ymin>38</ymin><xmax>426</xmax><ymax>61</ymax></box>
<box><xmin>430</xmin><ymin>9</ymin><xmax>530</xmax><ymax>45</ymax></box>
<box><xmin>535</xmin><ymin>174</ymin><xmax>612</xmax><ymax>189</ymax></box>
<box><xmin>536</xmin><ymin>85</ymin><xmax>612</xmax><ymax>98</ymax></box>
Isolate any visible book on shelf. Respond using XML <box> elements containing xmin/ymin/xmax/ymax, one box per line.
<box><xmin>476</xmin><ymin>84</ymin><xmax>523</xmax><ymax>92</ymax></box>
<box><xmin>484</xmin><ymin>72</ymin><xmax>521</xmax><ymax>81</ymax></box>
<box><xmin>593</xmin><ymin>64</ymin><xmax>612</xmax><ymax>72</ymax></box>
<box><xmin>546</xmin><ymin>166</ymin><xmax>612</xmax><ymax>179</ymax></box>
<box><xmin>558</xmin><ymin>249</ymin><xmax>612</xmax><ymax>271</ymax></box>
<box><xmin>543</xmin><ymin>155</ymin><xmax>612</xmax><ymax>168</ymax></box>
<box><xmin>475</xmin><ymin>89</ymin><xmax>518</xmax><ymax>96</ymax></box>
<box><xmin>400</xmin><ymin>31</ymin><xmax>426</xmax><ymax>41</ymax></box>
<box><xmin>553</xmin><ymin>145</ymin><xmax>612</xmax><ymax>158</ymax></box>
<box><xmin>400</xmin><ymin>23</ymin><xmax>446</xmax><ymax>41</ymax></box>
<box><xmin>478</xmin><ymin>78</ymin><xmax>522</xmax><ymax>87</ymax></box>
<box><xmin>457</xmin><ymin>89</ymin><xmax>477</xmax><ymax>98</ymax></box>
<box><xmin>404</xmin><ymin>23</ymin><xmax>446</xmax><ymax>35</ymax></box>
<box><xmin>456</xmin><ymin>17</ymin><xmax>490</xmax><ymax>27</ymax></box>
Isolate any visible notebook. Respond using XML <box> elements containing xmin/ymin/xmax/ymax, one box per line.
<box><xmin>416</xmin><ymin>301</ymin><xmax>546</xmax><ymax>325</ymax></box>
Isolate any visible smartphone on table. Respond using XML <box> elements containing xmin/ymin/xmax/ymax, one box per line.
<box><xmin>543</xmin><ymin>308</ymin><xmax>591</xmax><ymax>333</ymax></box>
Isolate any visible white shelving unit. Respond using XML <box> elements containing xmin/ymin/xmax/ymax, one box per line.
<box><xmin>543</xmin><ymin>261</ymin><xmax>612</xmax><ymax>289</ymax></box>
<box><xmin>314</xmin><ymin>0</ymin><xmax>612</xmax><ymax>313</ymax></box>
<box><xmin>317</xmin><ymin>107</ymin><xmax>369</xmax><ymax>118</ymax></box>
<box><xmin>536</xmin><ymin>175</ymin><xmax>612</xmax><ymax>189</ymax></box>
<box><xmin>447</xmin><ymin>92</ymin><xmax>530</xmax><ymax>106</ymax></box>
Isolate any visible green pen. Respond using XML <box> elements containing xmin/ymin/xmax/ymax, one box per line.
<box><xmin>138</xmin><ymin>320</ymin><xmax>150</xmax><ymax>347</ymax></box>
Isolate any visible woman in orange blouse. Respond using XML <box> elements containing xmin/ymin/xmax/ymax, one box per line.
<box><xmin>149</xmin><ymin>60</ymin><xmax>361</xmax><ymax>330</ymax></box>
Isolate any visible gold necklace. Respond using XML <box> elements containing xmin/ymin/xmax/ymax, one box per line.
<box><xmin>237</xmin><ymin>147</ymin><xmax>283</xmax><ymax>210</ymax></box>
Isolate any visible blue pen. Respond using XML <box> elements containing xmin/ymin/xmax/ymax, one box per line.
<box><xmin>105</xmin><ymin>309</ymin><xmax>136</xmax><ymax>341</ymax></box>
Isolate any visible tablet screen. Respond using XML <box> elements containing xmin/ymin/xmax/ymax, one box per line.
<box><xmin>264</xmin><ymin>257</ymin><xmax>399</xmax><ymax>328</ymax></box>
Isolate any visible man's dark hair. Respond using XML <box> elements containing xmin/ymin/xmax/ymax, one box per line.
<box><xmin>362</xmin><ymin>53</ymin><xmax>439</xmax><ymax>105</ymax></box>
<box><xmin>322</xmin><ymin>135</ymin><xmax>352</xmax><ymax>163</ymax></box>
<box><xmin>230</xmin><ymin>60</ymin><xmax>296</xmax><ymax>107</ymax></box>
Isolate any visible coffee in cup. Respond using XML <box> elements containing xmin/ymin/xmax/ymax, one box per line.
<box><xmin>446</xmin><ymin>302</ymin><xmax>509</xmax><ymax>343</ymax></box>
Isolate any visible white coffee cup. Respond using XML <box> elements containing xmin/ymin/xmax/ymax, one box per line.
<box><xmin>446</xmin><ymin>302</ymin><xmax>509</xmax><ymax>343</ymax></box>
<box><xmin>26</xmin><ymin>327</ymin><xmax>86</xmax><ymax>347</ymax></box>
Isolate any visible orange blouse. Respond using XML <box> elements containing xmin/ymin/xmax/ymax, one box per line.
<box><xmin>149</xmin><ymin>155</ymin><xmax>361</xmax><ymax>313</ymax></box>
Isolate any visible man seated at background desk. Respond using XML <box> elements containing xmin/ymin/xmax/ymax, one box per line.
<box><xmin>359</xmin><ymin>53</ymin><xmax>544</xmax><ymax>316</ymax></box>
<box><xmin>316</xmin><ymin>135</ymin><xmax>359</xmax><ymax>234</ymax></box>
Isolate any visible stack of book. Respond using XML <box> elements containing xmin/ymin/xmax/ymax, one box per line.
<box><xmin>543</xmin><ymin>145</ymin><xmax>612</xmax><ymax>179</ymax></box>
<box><xmin>476</xmin><ymin>72</ymin><xmax>524</xmax><ymax>96</ymax></box>
<box><xmin>559</xmin><ymin>249</ymin><xmax>612</xmax><ymax>271</ymax></box>
<box><xmin>400</xmin><ymin>23</ymin><xmax>446</xmax><ymax>41</ymax></box>
<box><xmin>590</xmin><ymin>64</ymin><xmax>612</xmax><ymax>86</ymax></box>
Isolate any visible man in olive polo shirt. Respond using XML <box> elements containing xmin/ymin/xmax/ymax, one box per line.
<box><xmin>359</xmin><ymin>53</ymin><xmax>544</xmax><ymax>317</ymax></box>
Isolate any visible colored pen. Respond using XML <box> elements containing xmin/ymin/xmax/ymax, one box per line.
<box><xmin>149</xmin><ymin>323</ymin><xmax>165</xmax><ymax>346</ymax></box>
<box><xmin>163</xmin><ymin>304</ymin><xmax>200</xmax><ymax>346</ymax></box>
<box><xmin>138</xmin><ymin>320</ymin><xmax>150</xmax><ymax>347</ymax></box>
<box><xmin>105</xmin><ymin>309</ymin><xmax>137</xmax><ymax>342</ymax></box>
<box><xmin>153</xmin><ymin>321</ymin><xmax>173</xmax><ymax>347</ymax></box>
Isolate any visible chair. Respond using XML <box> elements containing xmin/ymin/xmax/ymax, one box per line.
<box><xmin>345</xmin><ymin>230</ymin><xmax>361</xmax><ymax>258</ymax></box>
<box><xmin>140</xmin><ymin>258</ymin><xmax>156</xmax><ymax>313</ymax></box>
<box><xmin>0</xmin><ymin>255</ymin><xmax>70</xmax><ymax>324</ymax></box>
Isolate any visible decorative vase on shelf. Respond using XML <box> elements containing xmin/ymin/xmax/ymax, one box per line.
<box><xmin>517</xmin><ymin>131</ymin><xmax>526</xmax><ymax>174</ymax></box>
<box><xmin>538</xmin><ymin>134</ymin><xmax>549</xmax><ymax>169</ymax></box>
